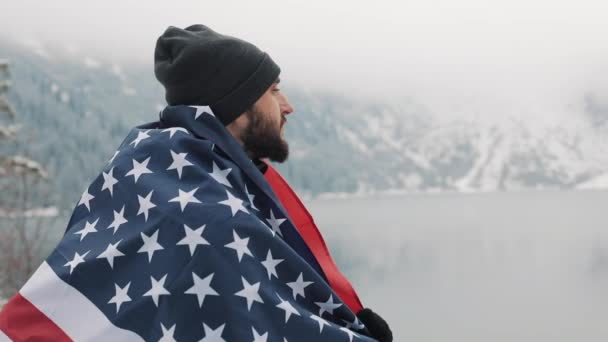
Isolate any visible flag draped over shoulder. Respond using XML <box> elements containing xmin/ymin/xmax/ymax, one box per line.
<box><xmin>0</xmin><ymin>105</ymin><xmax>374</xmax><ymax>342</ymax></box>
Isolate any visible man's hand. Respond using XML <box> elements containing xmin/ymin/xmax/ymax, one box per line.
<box><xmin>357</xmin><ymin>308</ymin><xmax>393</xmax><ymax>342</ymax></box>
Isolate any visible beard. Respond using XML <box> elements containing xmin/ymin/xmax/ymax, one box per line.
<box><xmin>241</xmin><ymin>108</ymin><xmax>289</xmax><ymax>163</ymax></box>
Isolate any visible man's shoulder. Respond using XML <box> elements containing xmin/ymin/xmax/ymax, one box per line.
<box><xmin>121</xmin><ymin>123</ymin><xmax>211</xmax><ymax>154</ymax></box>
<box><xmin>111</xmin><ymin>123</ymin><xmax>246</xmax><ymax>184</ymax></box>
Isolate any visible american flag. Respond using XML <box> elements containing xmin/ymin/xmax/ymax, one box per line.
<box><xmin>0</xmin><ymin>105</ymin><xmax>374</xmax><ymax>341</ymax></box>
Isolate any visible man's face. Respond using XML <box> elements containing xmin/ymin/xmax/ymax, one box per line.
<box><xmin>240</xmin><ymin>79</ymin><xmax>295</xmax><ymax>162</ymax></box>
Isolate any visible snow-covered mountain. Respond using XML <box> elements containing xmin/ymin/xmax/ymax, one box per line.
<box><xmin>279</xmin><ymin>89</ymin><xmax>608</xmax><ymax>195</ymax></box>
<box><xmin>2</xmin><ymin>37</ymin><xmax>608</xmax><ymax>203</ymax></box>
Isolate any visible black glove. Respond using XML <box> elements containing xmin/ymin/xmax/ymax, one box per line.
<box><xmin>356</xmin><ymin>307</ymin><xmax>393</xmax><ymax>342</ymax></box>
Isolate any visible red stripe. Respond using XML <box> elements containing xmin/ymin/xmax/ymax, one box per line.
<box><xmin>263</xmin><ymin>162</ymin><xmax>364</xmax><ymax>313</ymax></box>
<box><xmin>0</xmin><ymin>292</ymin><xmax>72</xmax><ymax>342</ymax></box>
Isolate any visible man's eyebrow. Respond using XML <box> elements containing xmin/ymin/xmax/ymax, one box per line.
<box><xmin>274</xmin><ymin>78</ymin><xmax>281</xmax><ymax>84</ymax></box>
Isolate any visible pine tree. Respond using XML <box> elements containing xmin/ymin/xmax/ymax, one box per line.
<box><xmin>0</xmin><ymin>59</ymin><xmax>58</xmax><ymax>299</ymax></box>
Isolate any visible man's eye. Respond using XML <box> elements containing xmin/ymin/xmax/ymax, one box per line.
<box><xmin>273</xmin><ymin>88</ymin><xmax>280</xmax><ymax>92</ymax></box>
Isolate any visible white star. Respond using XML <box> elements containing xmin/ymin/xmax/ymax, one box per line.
<box><xmin>129</xmin><ymin>130</ymin><xmax>150</xmax><ymax>148</ymax></box>
<box><xmin>224</xmin><ymin>230</ymin><xmax>253</xmax><ymax>262</ymax></box>
<box><xmin>234</xmin><ymin>276</ymin><xmax>264</xmax><ymax>311</ymax></box>
<box><xmin>101</xmin><ymin>167</ymin><xmax>119</xmax><ymax>197</ymax></box>
<box><xmin>275</xmin><ymin>295</ymin><xmax>300</xmax><ymax>323</ymax></box>
<box><xmin>74</xmin><ymin>217</ymin><xmax>99</xmax><ymax>241</ymax></box>
<box><xmin>108</xmin><ymin>282</ymin><xmax>131</xmax><ymax>313</ymax></box>
<box><xmin>138</xmin><ymin>230</ymin><xmax>164</xmax><ymax>262</ymax></box>
<box><xmin>169</xmin><ymin>187</ymin><xmax>202</xmax><ymax>212</ymax></box>
<box><xmin>167</xmin><ymin>150</ymin><xmax>193</xmax><ymax>179</ymax></box>
<box><xmin>286</xmin><ymin>273</ymin><xmax>313</xmax><ymax>300</ymax></box>
<box><xmin>125</xmin><ymin>156</ymin><xmax>153</xmax><ymax>183</ymax></box>
<box><xmin>339</xmin><ymin>327</ymin><xmax>360</xmax><ymax>342</ymax></box>
<box><xmin>200</xmin><ymin>323</ymin><xmax>225</xmax><ymax>342</ymax></box>
<box><xmin>158</xmin><ymin>322</ymin><xmax>176</xmax><ymax>342</ymax></box>
<box><xmin>78</xmin><ymin>189</ymin><xmax>94</xmax><ymax>211</ymax></box>
<box><xmin>177</xmin><ymin>224</ymin><xmax>209</xmax><ymax>256</ymax></box>
<box><xmin>185</xmin><ymin>272</ymin><xmax>218</xmax><ymax>307</ymax></box>
<box><xmin>162</xmin><ymin>127</ymin><xmax>189</xmax><ymax>138</ymax></box>
<box><xmin>96</xmin><ymin>240</ymin><xmax>125</xmax><ymax>269</ymax></box>
<box><xmin>218</xmin><ymin>190</ymin><xmax>248</xmax><ymax>217</ymax></box>
<box><xmin>251</xmin><ymin>327</ymin><xmax>268</xmax><ymax>342</ymax></box>
<box><xmin>244</xmin><ymin>184</ymin><xmax>258</xmax><ymax>211</ymax></box>
<box><xmin>342</xmin><ymin>316</ymin><xmax>366</xmax><ymax>331</ymax></box>
<box><xmin>266</xmin><ymin>210</ymin><xmax>286</xmax><ymax>237</ymax></box>
<box><xmin>310</xmin><ymin>314</ymin><xmax>331</xmax><ymax>333</ymax></box>
<box><xmin>108</xmin><ymin>150</ymin><xmax>119</xmax><ymax>164</ymax></box>
<box><xmin>137</xmin><ymin>190</ymin><xmax>156</xmax><ymax>221</ymax></box>
<box><xmin>143</xmin><ymin>274</ymin><xmax>171</xmax><ymax>307</ymax></box>
<box><xmin>63</xmin><ymin>250</ymin><xmax>90</xmax><ymax>274</ymax></box>
<box><xmin>315</xmin><ymin>294</ymin><xmax>343</xmax><ymax>317</ymax></box>
<box><xmin>190</xmin><ymin>105</ymin><xmax>215</xmax><ymax>120</ymax></box>
<box><xmin>209</xmin><ymin>161</ymin><xmax>232</xmax><ymax>188</ymax></box>
<box><xmin>107</xmin><ymin>205</ymin><xmax>128</xmax><ymax>234</ymax></box>
<box><xmin>260</xmin><ymin>249</ymin><xmax>283</xmax><ymax>280</ymax></box>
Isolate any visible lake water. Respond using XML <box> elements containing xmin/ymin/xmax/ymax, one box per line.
<box><xmin>306</xmin><ymin>190</ymin><xmax>608</xmax><ymax>342</ymax></box>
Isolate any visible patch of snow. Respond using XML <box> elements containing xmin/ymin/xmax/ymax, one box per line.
<box><xmin>398</xmin><ymin>172</ymin><xmax>423</xmax><ymax>189</ymax></box>
<box><xmin>60</xmin><ymin>91</ymin><xmax>70</xmax><ymax>103</ymax></box>
<box><xmin>19</xmin><ymin>38</ymin><xmax>51</xmax><ymax>59</ymax></box>
<box><xmin>0</xmin><ymin>124</ymin><xmax>21</xmax><ymax>139</ymax></box>
<box><xmin>453</xmin><ymin>125</ymin><xmax>493</xmax><ymax>191</ymax></box>
<box><xmin>0</xmin><ymin>206</ymin><xmax>59</xmax><ymax>218</ymax></box>
<box><xmin>84</xmin><ymin>57</ymin><xmax>101</xmax><ymax>69</ymax></box>
<box><xmin>111</xmin><ymin>64</ymin><xmax>127</xmax><ymax>82</ymax></box>
<box><xmin>363</xmin><ymin>114</ymin><xmax>403</xmax><ymax>151</ymax></box>
<box><xmin>577</xmin><ymin>173</ymin><xmax>608</xmax><ymax>189</ymax></box>
<box><xmin>402</xmin><ymin>150</ymin><xmax>431</xmax><ymax>170</ymax></box>
<box><xmin>364</xmin><ymin>115</ymin><xmax>382</xmax><ymax>137</ymax></box>
<box><xmin>50</xmin><ymin>83</ymin><xmax>59</xmax><ymax>94</ymax></box>
<box><xmin>355</xmin><ymin>181</ymin><xmax>373</xmax><ymax>196</ymax></box>
<box><xmin>316</xmin><ymin>191</ymin><xmax>369</xmax><ymax>200</ymax></box>
<box><xmin>335</xmin><ymin>124</ymin><xmax>369</xmax><ymax>154</ymax></box>
<box><xmin>478</xmin><ymin>130</ymin><xmax>510</xmax><ymax>191</ymax></box>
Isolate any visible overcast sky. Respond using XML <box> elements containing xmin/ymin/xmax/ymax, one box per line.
<box><xmin>2</xmin><ymin>0</ymin><xmax>607</xmax><ymax>119</ymax></box>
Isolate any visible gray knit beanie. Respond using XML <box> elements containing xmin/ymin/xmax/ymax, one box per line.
<box><xmin>154</xmin><ymin>24</ymin><xmax>281</xmax><ymax>125</ymax></box>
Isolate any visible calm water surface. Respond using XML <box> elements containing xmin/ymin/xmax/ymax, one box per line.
<box><xmin>307</xmin><ymin>190</ymin><xmax>608</xmax><ymax>342</ymax></box>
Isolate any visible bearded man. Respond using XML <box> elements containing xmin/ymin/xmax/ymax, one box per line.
<box><xmin>0</xmin><ymin>24</ymin><xmax>392</xmax><ymax>342</ymax></box>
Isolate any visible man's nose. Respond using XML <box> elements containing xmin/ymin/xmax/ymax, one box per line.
<box><xmin>281</xmin><ymin>95</ymin><xmax>295</xmax><ymax>115</ymax></box>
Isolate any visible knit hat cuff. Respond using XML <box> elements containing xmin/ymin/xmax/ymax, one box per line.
<box><xmin>211</xmin><ymin>53</ymin><xmax>280</xmax><ymax>125</ymax></box>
